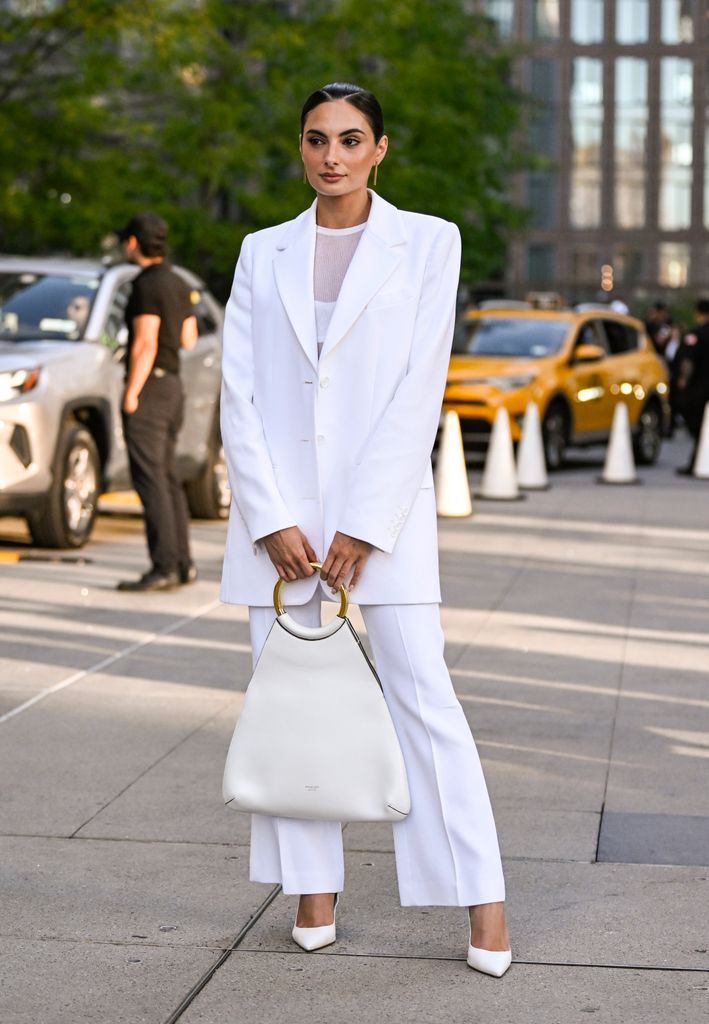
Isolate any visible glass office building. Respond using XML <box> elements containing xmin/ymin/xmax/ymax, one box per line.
<box><xmin>483</xmin><ymin>0</ymin><xmax>709</xmax><ymax>301</ymax></box>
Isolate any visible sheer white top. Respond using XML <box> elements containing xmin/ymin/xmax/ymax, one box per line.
<box><xmin>314</xmin><ymin>222</ymin><xmax>366</xmax><ymax>357</ymax></box>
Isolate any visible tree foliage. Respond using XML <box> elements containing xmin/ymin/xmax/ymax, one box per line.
<box><xmin>0</xmin><ymin>0</ymin><xmax>527</xmax><ymax>298</ymax></box>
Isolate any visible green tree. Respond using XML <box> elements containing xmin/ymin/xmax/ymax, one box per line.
<box><xmin>0</xmin><ymin>0</ymin><xmax>526</xmax><ymax>298</ymax></box>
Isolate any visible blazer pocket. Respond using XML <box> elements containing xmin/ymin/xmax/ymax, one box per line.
<box><xmin>367</xmin><ymin>288</ymin><xmax>415</xmax><ymax>312</ymax></box>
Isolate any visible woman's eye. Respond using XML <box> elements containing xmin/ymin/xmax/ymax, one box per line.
<box><xmin>343</xmin><ymin>137</ymin><xmax>359</xmax><ymax>146</ymax></box>
<box><xmin>307</xmin><ymin>138</ymin><xmax>324</xmax><ymax>146</ymax></box>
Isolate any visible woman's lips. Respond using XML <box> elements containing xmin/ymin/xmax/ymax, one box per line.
<box><xmin>321</xmin><ymin>173</ymin><xmax>344</xmax><ymax>182</ymax></box>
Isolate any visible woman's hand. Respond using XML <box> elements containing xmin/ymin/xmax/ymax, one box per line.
<box><xmin>263</xmin><ymin>527</ymin><xmax>318</xmax><ymax>581</ymax></box>
<box><xmin>321</xmin><ymin>531</ymin><xmax>372</xmax><ymax>592</ymax></box>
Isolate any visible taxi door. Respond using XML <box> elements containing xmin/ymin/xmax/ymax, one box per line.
<box><xmin>565</xmin><ymin>319</ymin><xmax>611</xmax><ymax>436</ymax></box>
<box><xmin>598</xmin><ymin>319</ymin><xmax>644</xmax><ymax>428</ymax></box>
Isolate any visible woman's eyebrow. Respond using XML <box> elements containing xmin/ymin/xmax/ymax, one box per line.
<box><xmin>304</xmin><ymin>128</ymin><xmax>366</xmax><ymax>137</ymax></box>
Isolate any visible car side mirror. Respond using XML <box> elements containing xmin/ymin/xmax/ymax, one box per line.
<box><xmin>573</xmin><ymin>343</ymin><xmax>606</xmax><ymax>363</ymax></box>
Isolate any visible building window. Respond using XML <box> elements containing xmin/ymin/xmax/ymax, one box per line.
<box><xmin>571</xmin><ymin>244</ymin><xmax>600</xmax><ymax>285</ymax></box>
<box><xmin>616</xmin><ymin>0</ymin><xmax>649</xmax><ymax>42</ymax></box>
<box><xmin>528</xmin><ymin>244</ymin><xmax>556</xmax><ymax>285</ymax></box>
<box><xmin>614</xmin><ymin>245</ymin><xmax>644</xmax><ymax>287</ymax></box>
<box><xmin>658</xmin><ymin>242</ymin><xmax>690</xmax><ymax>287</ymax></box>
<box><xmin>571</xmin><ymin>0</ymin><xmax>604</xmax><ymax>44</ymax></box>
<box><xmin>705</xmin><ymin>59</ymin><xmax>709</xmax><ymax>228</ymax></box>
<box><xmin>661</xmin><ymin>0</ymin><xmax>695</xmax><ymax>43</ymax></box>
<box><xmin>659</xmin><ymin>58</ymin><xmax>693</xmax><ymax>231</ymax></box>
<box><xmin>570</xmin><ymin>58</ymin><xmax>603</xmax><ymax>228</ymax></box>
<box><xmin>529</xmin><ymin>58</ymin><xmax>559</xmax><ymax>228</ymax></box>
<box><xmin>533</xmin><ymin>0</ymin><xmax>560</xmax><ymax>39</ymax></box>
<box><xmin>484</xmin><ymin>0</ymin><xmax>515</xmax><ymax>37</ymax></box>
<box><xmin>615</xmin><ymin>58</ymin><xmax>648</xmax><ymax>229</ymax></box>
<box><xmin>706</xmin><ymin>126</ymin><xmax>709</xmax><ymax>230</ymax></box>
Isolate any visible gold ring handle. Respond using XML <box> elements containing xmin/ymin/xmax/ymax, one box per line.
<box><xmin>273</xmin><ymin>561</ymin><xmax>349</xmax><ymax>618</ymax></box>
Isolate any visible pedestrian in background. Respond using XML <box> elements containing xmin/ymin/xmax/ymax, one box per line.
<box><xmin>674</xmin><ymin>298</ymin><xmax>709</xmax><ymax>474</ymax></box>
<box><xmin>116</xmin><ymin>212</ymin><xmax>199</xmax><ymax>592</ymax></box>
<box><xmin>220</xmin><ymin>82</ymin><xmax>511</xmax><ymax>977</ymax></box>
<box><xmin>645</xmin><ymin>301</ymin><xmax>677</xmax><ymax>362</ymax></box>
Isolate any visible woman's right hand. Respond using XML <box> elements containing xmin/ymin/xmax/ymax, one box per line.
<box><xmin>262</xmin><ymin>526</ymin><xmax>318</xmax><ymax>581</ymax></box>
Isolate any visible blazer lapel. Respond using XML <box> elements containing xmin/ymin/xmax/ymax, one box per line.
<box><xmin>273</xmin><ymin>202</ymin><xmax>318</xmax><ymax>370</ymax></box>
<box><xmin>319</xmin><ymin>191</ymin><xmax>406</xmax><ymax>361</ymax></box>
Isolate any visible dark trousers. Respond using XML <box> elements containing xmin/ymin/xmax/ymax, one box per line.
<box><xmin>123</xmin><ymin>374</ymin><xmax>191</xmax><ymax>576</ymax></box>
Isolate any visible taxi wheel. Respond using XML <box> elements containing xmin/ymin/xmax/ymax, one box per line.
<box><xmin>633</xmin><ymin>401</ymin><xmax>662</xmax><ymax>465</ymax></box>
<box><xmin>542</xmin><ymin>402</ymin><xmax>569</xmax><ymax>470</ymax></box>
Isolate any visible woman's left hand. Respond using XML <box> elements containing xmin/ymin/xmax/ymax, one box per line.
<box><xmin>321</xmin><ymin>531</ymin><xmax>372</xmax><ymax>592</ymax></box>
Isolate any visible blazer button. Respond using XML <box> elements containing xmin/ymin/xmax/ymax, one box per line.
<box><xmin>320</xmin><ymin>377</ymin><xmax>330</xmax><ymax>388</ymax></box>
<box><xmin>316</xmin><ymin>434</ymin><xmax>325</xmax><ymax>443</ymax></box>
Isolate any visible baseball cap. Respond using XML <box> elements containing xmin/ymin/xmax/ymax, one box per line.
<box><xmin>117</xmin><ymin>211</ymin><xmax>169</xmax><ymax>252</ymax></box>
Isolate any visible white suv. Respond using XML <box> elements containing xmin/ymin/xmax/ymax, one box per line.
<box><xmin>0</xmin><ymin>256</ymin><xmax>227</xmax><ymax>547</ymax></box>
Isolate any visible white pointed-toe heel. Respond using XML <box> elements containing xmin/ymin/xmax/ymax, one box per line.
<box><xmin>292</xmin><ymin>894</ymin><xmax>339</xmax><ymax>952</ymax></box>
<box><xmin>467</xmin><ymin>943</ymin><xmax>512</xmax><ymax>978</ymax></box>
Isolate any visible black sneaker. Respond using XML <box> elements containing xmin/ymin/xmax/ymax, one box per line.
<box><xmin>179</xmin><ymin>564</ymin><xmax>198</xmax><ymax>585</ymax></box>
<box><xmin>117</xmin><ymin>570</ymin><xmax>180</xmax><ymax>592</ymax></box>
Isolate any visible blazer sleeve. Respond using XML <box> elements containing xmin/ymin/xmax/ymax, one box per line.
<box><xmin>337</xmin><ymin>221</ymin><xmax>461</xmax><ymax>553</ymax></box>
<box><xmin>220</xmin><ymin>234</ymin><xmax>297</xmax><ymax>543</ymax></box>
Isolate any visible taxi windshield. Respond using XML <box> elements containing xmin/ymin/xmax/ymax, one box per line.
<box><xmin>0</xmin><ymin>272</ymin><xmax>99</xmax><ymax>341</ymax></box>
<box><xmin>453</xmin><ymin>317</ymin><xmax>572</xmax><ymax>358</ymax></box>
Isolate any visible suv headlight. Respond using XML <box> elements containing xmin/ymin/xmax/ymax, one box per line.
<box><xmin>0</xmin><ymin>368</ymin><xmax>41</xmax><ymax>402</ymax></box>
<box><xmin>459</xmin><ymin>374</ymin><xmax>537</xmax><ymax>392</ymax></box>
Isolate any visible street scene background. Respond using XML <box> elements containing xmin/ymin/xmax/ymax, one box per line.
<box><xmin>1</xmin><ymin>1</ymin><xmax>709</xmax><ymax>1022</ymax></box>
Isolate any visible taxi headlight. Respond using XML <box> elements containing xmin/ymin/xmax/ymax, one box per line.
<box><xmin>0</xmin><ymin>367</ymin><xmax>41</xmax><ymax>402</ymax></box>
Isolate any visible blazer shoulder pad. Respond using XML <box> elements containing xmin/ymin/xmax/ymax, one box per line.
<box><xmin>246</xmin><ymin>220</ymin><xmax>293</xmax><ymax>249</ymax></box>
<box><xmin>398</xmin><ymin>210</ymin><xmax>460</xmax><ymax>243</ymax></box>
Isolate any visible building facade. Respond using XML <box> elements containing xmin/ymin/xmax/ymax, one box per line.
<box><xmin>484</xmin><ymin>0</ymin><xmax>709</xmax><ymax>303</ymax></box>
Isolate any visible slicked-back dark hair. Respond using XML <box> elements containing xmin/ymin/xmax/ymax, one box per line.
<box><xmin>300</xmin><ymin>83</ymin><xmax>385</xmax><ymax>142</ymax></box>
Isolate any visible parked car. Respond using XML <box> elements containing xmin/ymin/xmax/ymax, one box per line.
<box><xmin>444</xmin><ymin>307</ymin><xmax>669</xmax><ymax>468</ymax></box>
<box><xmin>0</xmin><ymin>256</ymin><xmax>227</xmax><ymax>548</ymax></box>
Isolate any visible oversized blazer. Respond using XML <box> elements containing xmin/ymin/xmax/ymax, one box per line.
<box><xmin>219</xmin><ymin>190</ymin><xmax>461</xmax><ymax>607</ymax></box>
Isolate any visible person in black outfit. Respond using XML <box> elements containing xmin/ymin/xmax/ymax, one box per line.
<box><xmin>674</xmin><ymin>298</ymin><xmax>709</xmax><ymax>475</ymax></box>
<box><xmin>116</xmin><ymin>212</ymin><xmax>199</xmax><ymax>591</ymax></box>
<box><xmin>645</xmin><ymin>301</ymin><xmax>675</xmax><ymax>359</ymax></box>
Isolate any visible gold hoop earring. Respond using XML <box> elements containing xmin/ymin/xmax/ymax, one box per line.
<box><xmin>373</xmin><ymin>163</ymin><xmax>379</xmax><ymax>187</ymax></box>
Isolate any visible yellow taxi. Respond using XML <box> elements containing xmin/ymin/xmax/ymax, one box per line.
<box><xmin>444</xmin><ymin>304</ymin><xmax>669</xmax><ymax>468</ymax></box>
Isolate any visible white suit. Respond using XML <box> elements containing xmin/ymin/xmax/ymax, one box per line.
<box><xmin>220</xmin><ymin>191</ymin><xmax>505</xmax><ymax>906</ymax></box>
<box><xmin>220</xmin><ymin>191</ymin><xmax>454</xmax><ymax>605</ymax></box>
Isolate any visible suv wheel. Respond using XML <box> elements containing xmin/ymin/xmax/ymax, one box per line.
<box><xmin>633</xmin><ymin>400</ymin><xmax>662</xmax><ymax>465</ymax></box>
<box><xmin>27</xmin><ymin>422</ymin><xmax>100</xmax><ymax>548</ymax></box>
<box><xmin>185</xmin><ymin>429</ymin><xmax>230</xmax><ymax>520</ymax></box>
<box><xmin>542</xmin><ymin>402</ymin><xmax>569</xmax><ymax>470</ymax></box>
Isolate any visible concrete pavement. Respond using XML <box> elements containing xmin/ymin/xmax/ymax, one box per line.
<box><xmin>0</xmin><ymin>433</ymin><xmax>708</xmax><ymax>1023</ymax></box>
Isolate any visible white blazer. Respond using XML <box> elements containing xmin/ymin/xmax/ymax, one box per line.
<box><xmin>219</xmin><ymin>190</ymin><xmax>461</xmax><ymax>607</ymax></box>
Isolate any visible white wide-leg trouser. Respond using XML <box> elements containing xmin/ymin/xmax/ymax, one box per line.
<box><xmin>247</xmin><ymin>594</ymin><xmax>506</xmax><ymax>907</ymax></box>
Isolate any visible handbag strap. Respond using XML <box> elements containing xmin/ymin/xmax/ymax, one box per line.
<box><xmin>273</xmin><ymin>562</ymin><xmax>349</xmax><ymax>618</ymax></box>
<box><xmin>276</xmin><ymin>613</ymin><xmax>347</xmax><ymax>640</ymax></box>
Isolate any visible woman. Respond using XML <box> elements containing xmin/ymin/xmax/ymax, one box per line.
<box><xmin>220</xmin><ymin>83</ymin><xmax>511</xmax><ymax>977</ymax></box>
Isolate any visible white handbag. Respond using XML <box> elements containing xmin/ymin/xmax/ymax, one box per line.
<box><xmin>222</xmin><ymin>566</ymin><xmax>411</xmax><ymax>822</ymax></box>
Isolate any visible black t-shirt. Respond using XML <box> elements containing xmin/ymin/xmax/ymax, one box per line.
<box><xmin>125</xmin><ymin>262</ymin><xmax>193</xmax><ymax>375</ymax></box>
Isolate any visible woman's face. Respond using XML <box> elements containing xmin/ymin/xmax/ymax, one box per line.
<box><xmin>300</xmin><ymin>99</ymin><xmax>387</xmax><ymax>198</ymax></box>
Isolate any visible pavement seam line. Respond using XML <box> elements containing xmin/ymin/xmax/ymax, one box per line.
<box><xmin>68</xmin><ymin>699</ymin><xmax>235</xmax><ymax>838</ymax></box>
<box><xmin>0</xmin><ymin>596</ymin><xmax>222</xmax><ymax>725</ymax></box>
<box><xmin>163</xmin><ymin>884</ymin><xmax>282</xmax><ymax>1024</ymax></box>
<box><xmin>234</xmin><ymin>947</ymin><xmax>709</xmax><ymax>972</ymax></box>
<box><xmin>594</xmin><ymin>501</ymin><xmax>644</xmax><ymax>863</ymax></box>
